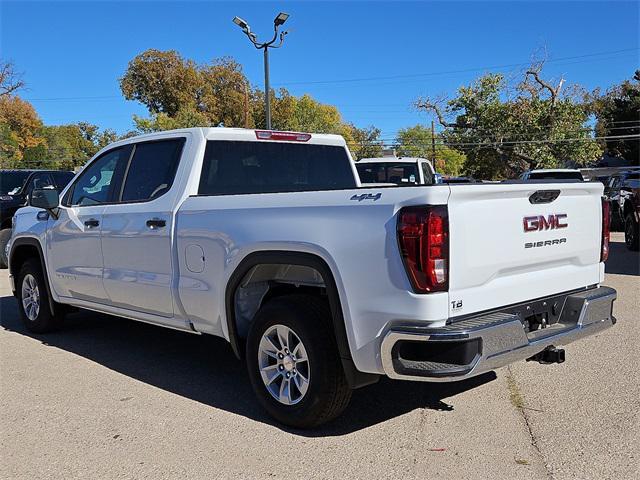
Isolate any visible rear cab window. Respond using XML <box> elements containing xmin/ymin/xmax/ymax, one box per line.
<box><xmin>355</xmin><ymin>162</ymin><xmax>419</xmax><ymax>185</ymax></box>
<box><xmin>198</xmin><ymin>141</ymin><xmax>356</xmax><ymax>195</ymax></box>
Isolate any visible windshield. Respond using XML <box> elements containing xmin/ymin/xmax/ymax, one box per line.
<box><xmin>0</xmin><ymin>171</ymin><xmax>30</xmax><ymax>195</ymax></box>
<box><xmin>356</xmin><ymin>162</ymin><xmax>419</xmax><ymax>185</ymax></box>
<box><xmin>528</xmin><ymin>171</ymin><xmax>583</xmax><ymax>180</ymax></box>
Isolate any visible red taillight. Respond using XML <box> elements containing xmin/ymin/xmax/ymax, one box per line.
<box><xmin>255</xmin><ymin>130</ymin><xmax>312</xmax><ymax>142</ymax></box>
<box><xmin>601</xmin><ymin>198</ymin><xmax>610</xmax><ymax>262</ymax></box>
<box><xmin>397</xmin><ymin>206</ymin><xmax>449</xmax><ymax>293</ymax></box>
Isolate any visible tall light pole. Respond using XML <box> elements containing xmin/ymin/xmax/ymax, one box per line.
<box><xmin>233</xmin><ymin>12</ymin><xmax>289</xmax><ymax>130</ymax></box>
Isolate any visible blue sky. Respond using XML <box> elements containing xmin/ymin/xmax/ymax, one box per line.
<box><xmin>1</xmin><ymin>1</ymin><xmax>638</xmax><ymax>139</ymax></box>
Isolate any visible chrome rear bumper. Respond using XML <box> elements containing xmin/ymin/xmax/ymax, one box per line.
<box><xmin>381</xmin><ymin>286</ymin><xmax>616</xmax><ymax>382</ymax></box>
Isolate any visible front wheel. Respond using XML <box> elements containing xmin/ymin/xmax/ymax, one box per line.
<box><xmin>0</xmin><ymin>228</ymin><xmax>11</xmax><ymax>269</ymax></box>
<box><xmin>17</xmin><ymin>259</ymin><xmax>64</xmax><ymax>333</ymax></box>
<box><xmin>625</xmin><ymin>211</ymin><xmax>640</xmax><ymax>251</ymax></box>
<box><xmin>246</xmin><ymin>294</ymin><xmax>352</xmax><ymax>428</ymax></box>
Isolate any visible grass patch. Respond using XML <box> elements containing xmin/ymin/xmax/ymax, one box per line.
<box><xmin>506</xmin><ymin>371</ymin><xmax>525</xmax><ymax>410</ymax></box>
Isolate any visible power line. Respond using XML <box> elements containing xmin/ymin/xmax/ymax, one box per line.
<box><xmin>372</xmin><ymin>134</ymin><xmax>640</xmax><ymax>148</ymax></box>
<box><xmin>378</xmin><ymin>123</ymin><xmax>640</xmax><ymax>140</ymax></box>
<box><xmin>276</xmin><ymin>48</ymin><xmax>639</xmax><ymax>86</ymax></box>
<box><xmin>24</xmin><ymin>95</ymin><xmax>121</xmax><ymax>102</ymax></box>
<box><xmin>21</xmin><ymin>48</ymin><xmax>638</xmax><ymax>102</ymax></box>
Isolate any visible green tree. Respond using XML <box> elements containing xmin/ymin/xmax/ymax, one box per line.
<box><xmin>121</xmin><ymin>49</ymin><xmax>251</xmax><ymax>129</ymax></box>
<box><xmin>416</xmin><ymin>65</ymin><xmax>602</xmax><ymax>179</ymax></box>
<box><xmin>0</xmin><ymin>95</ymin><xmax>45</xmax><ymax>167</ymax></box>
<box><xmin>120</xmin><ymin>48</ymin><xmax>384</xmax><ymax>160</ymax></box>
<box><xmin>24</xmin><ymin>122</ymin><xmax>117</xmax><ymax>169</ymax></box>
<box><xmin>395</xmin><ymin>124</ymin><xmax>467</xmax><ymax>176</ymax></box>
<box><xmin>344</xmin><ymin>125</ymin><xmax>383</xmax><ymax>160</ymax></box>
<box><xmin>593</xmin><ymin>70</ymin><xmax>640</xmax><ymax>164</ymax></box>
<box><xmin>133</xmin><ymin>108</ymin><xmax>212</xmax><ymax>133</ymax></box>
<box><xmin>120</xmin><ymin>49</ymin><xmax>202</xmax><ymax>116</ymax></box>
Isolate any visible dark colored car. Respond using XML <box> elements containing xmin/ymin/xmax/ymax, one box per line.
<box><xmin>614</xmin><ymin>172</ymin><xmax>640</xmax><ymax>251</ymax></box>
<box><xmin>603</xmin><ymin>170</ymin><xmax>640</xmax><ymax>235</ymax></box>
<box><xmin>441</xmin><ymin>176</ymin><xmax>477</xmax><ymax>183</ymax></box>
<box><xmin>0</xmin><ymin>169</ymin><xmax>75</xmax><ymax>267</ymax></box>
<box><xmin>519</xmin><ymin>169</ymin><xmax>584</xmax><ymax>181</ymax></box>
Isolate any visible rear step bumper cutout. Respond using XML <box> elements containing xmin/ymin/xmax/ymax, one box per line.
<box><xmin>380</xmin><ymin>286</ymin><xmax>616</xmax><ymax>382</ymax></box>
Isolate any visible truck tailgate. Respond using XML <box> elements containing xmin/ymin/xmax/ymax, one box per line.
<box><xmin>446</xmin><ymin>182</ymin><xmax>604</xmax><ymax>318</ymax></box>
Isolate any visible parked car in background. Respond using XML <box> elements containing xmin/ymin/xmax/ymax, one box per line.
<box><xmin>8</xmin><ymin>127</ymin><xmax>616</xmax><ymax>427</ymax></box>
<box><xmin>355</xmin><ymin>157</ymin><xmax>436</xmax><ymax>185</ymax></box>
<box><xmin>520</xmin><ymin>169</ymin><xmax>584</xmax><ymax>181</ymax></box>
<box><xmin>0</xmin><ymin>169</ymin><xmax>75</xmax><ymax>268</ymax></box>
<box><xmin>603</xmin><ymin>170</ymin><xmax>640</xmax><ymax>232</ymax></box>
<box><xmin>592</xmin><ymin>175</ymin><xmax>612</xmax><ymax>185</ymax></box>
<box><xmin>441</xmin><ymin>176</ymin><xmax>477</xmax><ymax>183</ymax></box>
<box><xmin>603</xmin><ymin>171</ymin><xmax>640</xmax><ymax>250</ymax></box>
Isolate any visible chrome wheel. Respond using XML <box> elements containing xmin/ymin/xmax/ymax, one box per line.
<box><xmin>258</xmin><ymin>324</ymin><xmax>310</xmax><ymax>405</ymax></box>
<box><xmin>21</xmin><ymin>274</ymin><xmax>40</xmax><ymax>321</ymax></box>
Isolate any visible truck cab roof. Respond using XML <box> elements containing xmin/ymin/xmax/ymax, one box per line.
<box><xmin>111</xmin><ymin>127</ymin><xmax>348</xmax><ymax>148</ymax></box>
<box><xmin>357</xmin><ymin>157</ymin><xmax>430</xmax><ymax>164</ymax></box>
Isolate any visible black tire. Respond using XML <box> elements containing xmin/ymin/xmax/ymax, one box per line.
<box><xmin>246</xmin><ymin>294</ymin><xmax>352</xmax><ymax>428</ymax></box>
<box><xmin>0</xmin><ymin>228</ymin><xmax>11</xmax><ymax>269</ymax></box>
<box><xmin>16</xmin><ymin>258</ymin><xmax>64</xmax><ymax>333</ymax></box>
<box><xmin>625</xmin><ymin>211</ymin><xmax>640</xmax><ymax>251</ymax></box>
<box><xmin>610</xmin><ymin>205</ymin><xmax>624</xmax><ymax>232</ymax></box>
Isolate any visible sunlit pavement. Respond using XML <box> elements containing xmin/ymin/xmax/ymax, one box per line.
<box><xmin>1</xmin><ymin>232</ymin><xmax>637</xmax><ymax>479</ymax></box>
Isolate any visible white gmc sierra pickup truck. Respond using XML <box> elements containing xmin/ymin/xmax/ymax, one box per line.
<box><xmin>8</xmin><ymin>127</ymin><xmax>617</xmax><ymax>428</ymax></box>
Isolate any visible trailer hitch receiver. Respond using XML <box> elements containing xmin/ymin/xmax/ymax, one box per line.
<box><xmin>527</xmin><ymin>346</ymin><xmax>565</xmax><ymax>364</ymax></box>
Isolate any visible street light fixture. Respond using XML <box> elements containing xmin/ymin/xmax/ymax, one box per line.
<box><xmin>232</xmin><ymin>12</ymin><xmax>290</xmax><ymax>129</ymax></box>
<box><xmin>274</xmin><ymin>12</ymin><xmax>289</xmax><ymax>26</ymax></box>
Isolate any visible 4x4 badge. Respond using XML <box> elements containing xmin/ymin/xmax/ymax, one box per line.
<box><xmin>350</xmin><ymin>193</ymin><xmax>381</xmax><ymax>202</ymax></box>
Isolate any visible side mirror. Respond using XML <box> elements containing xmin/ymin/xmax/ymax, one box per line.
<box><xmin>30</xmin><ymin>188</ymin><xmax>60</xmax><ymax>212</ymax></box>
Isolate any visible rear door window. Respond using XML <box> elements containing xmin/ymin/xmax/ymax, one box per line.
<box><xmin>198</xmin><ymin>141</ymin><xmax>356</xmax><ymax>195</ymax></box>
<box><xmin>119</xmin><ymin>139</ymin><xmax>185</xmax><ymax>203</ymax></box>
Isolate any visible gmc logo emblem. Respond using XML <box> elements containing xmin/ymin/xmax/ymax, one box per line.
<box><xmin>523</xmin><ymin>214</ymin><xmax>568</xmax><ymax>232</ymax></box>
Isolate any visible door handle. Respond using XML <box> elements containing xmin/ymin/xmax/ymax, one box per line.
<box><xmin>146</xmin><ymin>218</ymin><xmax>166</xmax><ymax>229</ymax></box>
<box><xmin>84</xmin><ymin>219</ymin><xmax>100</xmax><ymax>228</ymax></box>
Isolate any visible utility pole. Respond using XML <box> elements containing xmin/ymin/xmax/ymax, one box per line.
<box><xmin>233</xmin><ymin>13</ymin><xmax>290</xmax><ymax>129</ymax></box>
<box><xmin>431</xmin><ymin>121</ymin><xmax>437</xmax><ymax>169</ymax></box>
<box><xmin>244</xmin><ymin>83</ymin><xmax>250</xmax><ymax>128</ymax></box>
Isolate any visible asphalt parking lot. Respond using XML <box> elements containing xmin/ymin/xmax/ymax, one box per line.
<box><xmin>1</xmin><ymin>233</ymin><xmax>638</xmax><ymax>480</ymax></box>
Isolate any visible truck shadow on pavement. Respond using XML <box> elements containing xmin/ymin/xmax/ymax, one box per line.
<box><xmin>1</xmin><ymin>294</ymin><xmax>496</xmax><ymax>437</ymax></box>
<box><xmin>605</xmin><ymin>240</ymin><xmax>640</xmax><ymax>276</ymax></box>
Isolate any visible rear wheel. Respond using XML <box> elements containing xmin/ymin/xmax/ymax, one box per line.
<box><xmin>625</xmin><ymin>211</ymin><xmax>639</xmax><ymax>251</ymax></box>
<box><xmin>610</xmin><ymin>205</ymin><xmax>624</xmax><ymax>231</ymax></box>
<box><xmin>17</xmin><ymin>258</ymin><xmax>64</xmax><ymax>333</ymax></box>
<box><xmin>246</xmin><ymin>294</ymin><xmax>352</xmax><ymax>428</ymax></box>
<box><xmin>0</xmin><ymin>228</ymin><xmax>11</xmax><ymax>269</ymax></box>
